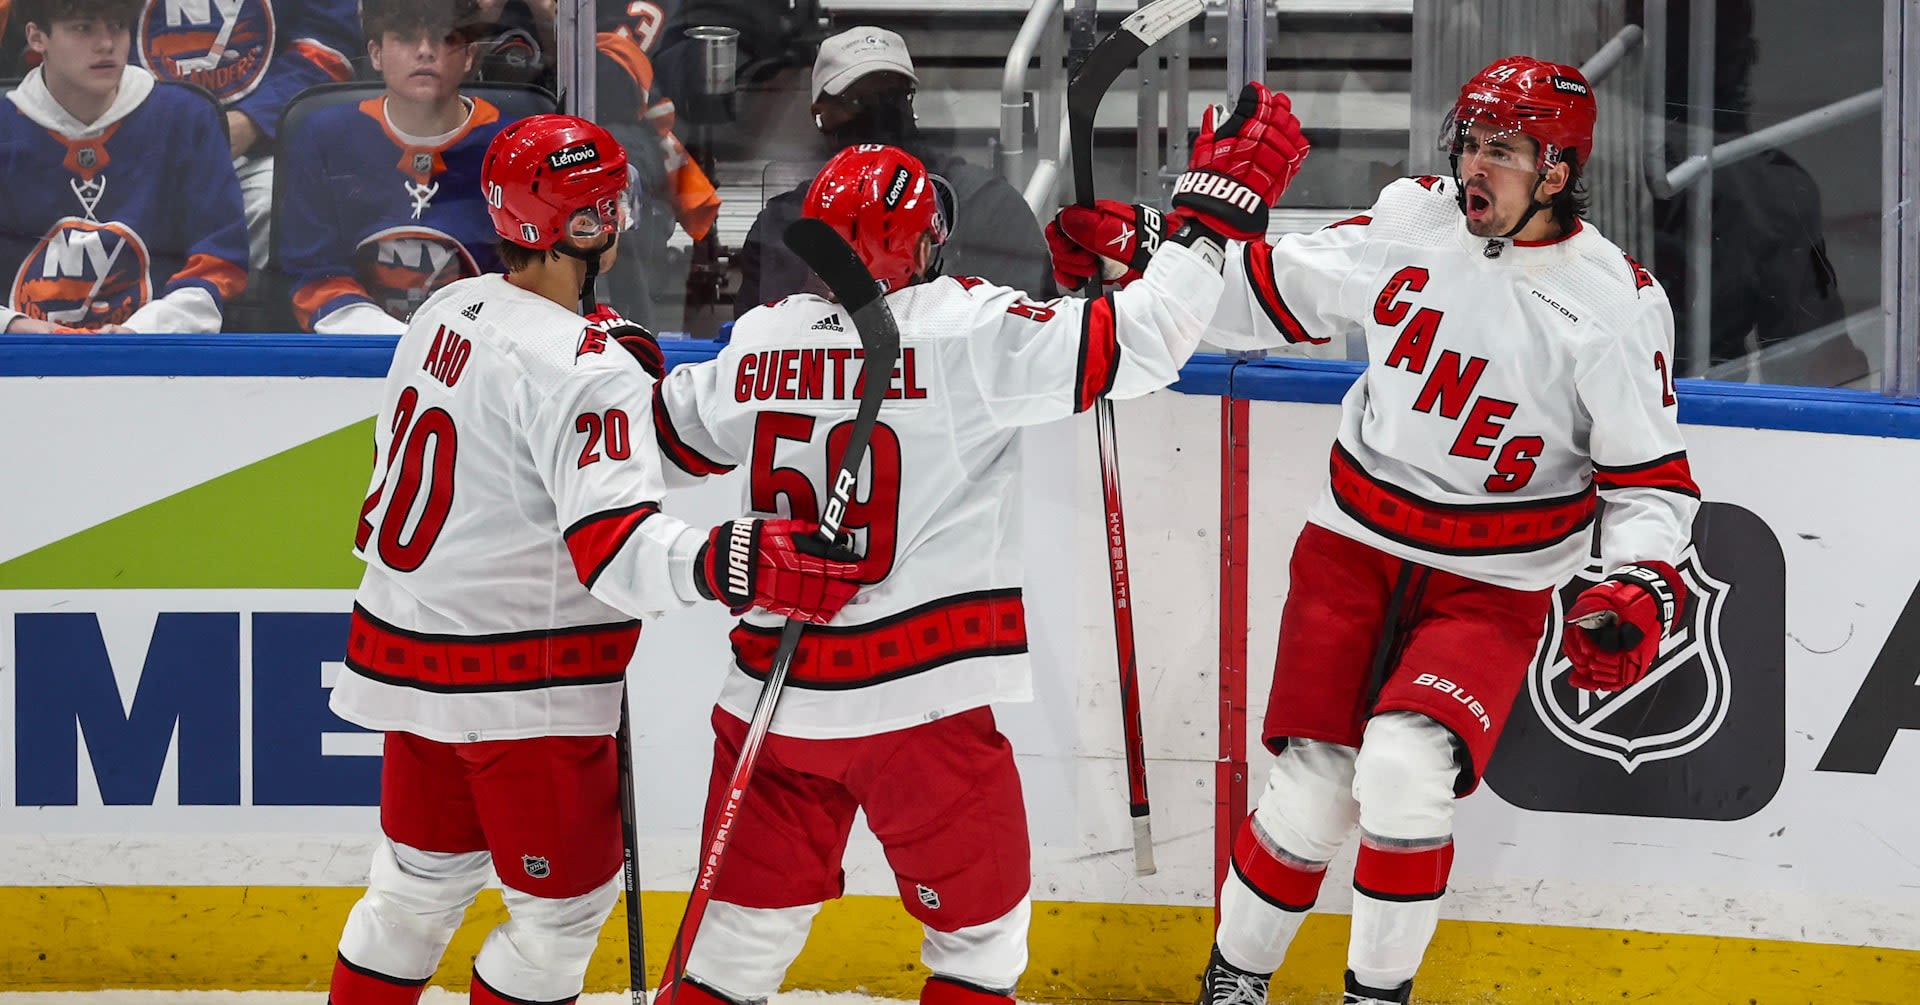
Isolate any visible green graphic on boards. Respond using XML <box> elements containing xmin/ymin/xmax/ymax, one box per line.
<box><xmin>0</xmin><ymin>419</ymin><xmax>376</xmax><ymax>589</ymax></box>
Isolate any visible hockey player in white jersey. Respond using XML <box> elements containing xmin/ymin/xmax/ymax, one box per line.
<box><xmin>325</xmin><ymin>114</ymin><xmax>864</xmax><ymax>1005</ymax></box>
<box><xmin>1051</xmin><ymin>56</ymin><xmax>1700</xmax><ymax>1005</ymax></box>
<box><xmin>646</xmin><ymin>85</ymin><xmax>1307</xmax><ymax>1005</ymax></box>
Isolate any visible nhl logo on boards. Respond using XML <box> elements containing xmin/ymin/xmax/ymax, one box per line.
<box><xmin>1483</xmin><ymin>502</ymin><xmax>1786</xmax><ymax>821</ymax></box>
<box><xmin>916</xmin><ymin>884</ymin><xmax>941</xmax><ymax>910</ymax></box>
<box><xmin>1531</xmin><ymin>552</ymin><xmax>1733</xmax><ymax>772</ymax></box>
<box><xmin>523</xmin><ymin>855</ymin><xmax>551</xmax><ymax>879</ymax></box>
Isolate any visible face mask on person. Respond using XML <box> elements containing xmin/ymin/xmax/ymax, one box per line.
<box><xmin>823</xmin><ymin>92</ymin><xmax>919</xmax><ymax>151</ymax></box>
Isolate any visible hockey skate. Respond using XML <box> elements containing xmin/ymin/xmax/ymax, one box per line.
<box><xmin>1195</xmin><ymin>947</ymin><xmax>1271</xmax><ymax>1005</ymax></box>
<box><xmin>1341</xmin><ymin>969</ymin><xmax>1412</xmax><ymax>1004</ymax></box>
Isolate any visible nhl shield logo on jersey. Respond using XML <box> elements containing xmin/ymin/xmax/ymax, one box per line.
<box><xmin>522</xmin><ymin>855</ymin><xmax>550</xmax><ymax>879</ymax></box>
<box><xmin>138</xmin><ymin>0</ymin><xmax>278</xmax><ymax>102</ymax></box>
<box><xmin>12</xmin><ymin>218</ymin><xmax>154</xmax><ymax>328</ymax></box>
<box><xmin>355</xmin><ymin>226</ymin><xmax>480</xmax><ymax>323</ymax></box>
<box><xmin>1483</xmin><ymin>502</ymin><xmax>1787</xmax><ymax>820</ymax></box>
<box><xmin>1529</xmin><ymin>552</ymin><xmax>1733</xmax><ymax>772</ymax></box>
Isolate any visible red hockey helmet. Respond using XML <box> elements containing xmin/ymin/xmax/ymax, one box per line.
<box><xmin>482</xmin><ymin>114</ymin><xmax>630</xmax><ymax>251</ymax></box>
<box><xmin>802</xmin><ymin>144</ymin><xmax>948</xmax><ymax>293</ymax></box>
<box><xmin>1440</xmin><ymin>56</ymin><xmax>1597</xmax><ymax>171</ymax></box>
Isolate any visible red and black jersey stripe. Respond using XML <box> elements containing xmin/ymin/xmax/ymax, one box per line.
<box><xmin>1074</xmin><ymin>294</ymin><xmax>1122</xmax><ymax>413</ymax></box>
<box><xmin>1594</xmin><ymin>450</ymin><xmax>1700</xmax><ymax>498</ymax></box>
<box><xmin>651</xmin><ymin>384</ymin><xmax>735</xmax><ymax>477</ymax></box>
<box><xmin>564</xmin><ymin>501</ymin><xmax>661</xmax><ymax>589</ymax></box>
<box><xmin>1329</xmin><ymin>444</ymin><xmax>1596</xmax><ymax>556</ymax></box>
<box><xmin>1243</xmin><ymin>241</ymin><xmax>1326</xmax><ymax>345</ymax></box>
<box><xmin>343</xmin><ymin>605</ymin><xmax>640</xmax><ymax>694</ymax></box>
<box><xmin>730</xmin><ymin>589</ymin><xmax>1028</xmax><ymax>689</ymax></box>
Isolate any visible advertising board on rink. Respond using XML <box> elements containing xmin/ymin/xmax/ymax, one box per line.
<box><xmin>1</xmin><ymin>355</ymin><xmax>1917</xmax><ymax>1001</ymax></box>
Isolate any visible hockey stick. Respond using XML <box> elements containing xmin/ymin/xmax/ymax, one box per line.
<box><xmin>657</xmin><ymin>216</ymin><xmax>902</xmax><ymax>998</ymax></box>
<box><xmin>616</xmin><ymin>701</ymin><xmax>646</xmax><ymax>1005</ymax></box>
<box><xmin>1066</xmin><ymin>0</ymin><xmax>1203</xmax><ymax>878</ymax></box>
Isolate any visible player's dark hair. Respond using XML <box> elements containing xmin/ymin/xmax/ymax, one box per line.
<box><xmin>1548</xmin><ymin>150</ymin><xmax>1589</xmax><ymax>231</ymax></box>
<box><xmin>496</xmin><ymin>239</ymin><xmax>552</xmax><ymax>273</ymax></box>
<box><xmin>19</xmin><ymin>0</ymin><xmax>143</xmax><ymax>31</ymax></box>
<box><xmin>361</xmin><ymin>0</ymin><xmax>484</xmax><ymax>45</ymax></box>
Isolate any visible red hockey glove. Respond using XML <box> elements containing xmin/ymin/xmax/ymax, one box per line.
<box><xmin>1562</xmin><ymin>562</ymin><xmax>1687</xmax><ymax>692</ymax></box>
<box><xmin>1172</xmin><ymin>81</ymin><xmax>1310</xmax><ymax>242</ymax></box>
<box><xmin>695</xmin><ymin>518</ymin><xmax>863</xmax><ymax>624</ymax></box>
<box><xmin>1045</xmin><ymin>200</ymin><xmax>1173</xmax><ymax>290</ymax></box>
<box><xmin>587</xmin><ymin>306</ymin><xmax>665</xmax><ymax>380</ymax></box>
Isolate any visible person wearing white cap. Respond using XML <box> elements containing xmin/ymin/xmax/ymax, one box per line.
<box><xmin>735</xmin><ymin>24</ymin><xmax>1055</xmax><ymax>310</ymax></box>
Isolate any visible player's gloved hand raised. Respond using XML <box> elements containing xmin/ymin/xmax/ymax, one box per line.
<box><xmin>1045</xmin><ymin>200</ymin><xmax>1173</xmax><ymax>291</ymax></box>
<box><xmin>586</xmin><ymin>305</ymin><xmax>665</xmax><ymax>380</ymax></box>
<box><xmin>1172</xmin><ymin>81</ymin><xmax>1310</xmax><ymax>242</ymax></box>
<box><xmin>1561</xmin><ymin>562</ymin><xmax>1687</xmax><ymax>692</ymax></box>
<box><xmin>695</xmin><ymin>518</ymin><xmax>863</xmax><ymax>623</ymax></box>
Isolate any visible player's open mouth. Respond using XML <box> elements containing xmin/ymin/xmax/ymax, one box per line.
<box><xmin>1465</xmin><ymin>190</ymin><xmax>1491</xmax><ymax>220</ymax></box>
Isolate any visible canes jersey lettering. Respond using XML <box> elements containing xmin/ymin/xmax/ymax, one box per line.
<box><xmin>1209</xmin><ymin>176</ymin><xmax>1698</xmax><ymax>589</ymax></box>
<box><xmin>653</xmin><ymin>242</ymin><xmax>1225</xmax><ymax>738</ymax></box>
<box><xmin>136</xmin><ymin>0</ymin><xmax>355</xmax><ymax>123</ymax></box>
<box><xmin>329</xmin><ymin>273</ymin><xmax>707</xmax><ymax>743</ymax></box>
<box><xmin>279</xmin><ymin>97</ymin><xmax>505</xmax><ymax>331</ymax></box>
<box><xmin>0</xmin><ymin>67</ymin><xmax>246</xmax><ymax>332</ymax></box>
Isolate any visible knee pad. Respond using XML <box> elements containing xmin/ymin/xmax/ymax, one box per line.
<box><xmin>1353</xmin><ymin>712</ymin><xmax>1461</xmax><ymax>841</ymax></box>
<box><xmin>683</xmin><ymin>901</ymin><xmax>822</xmax><ymax>1002</ymax></box>
<box><xmin>921</xmin><ymin>896</ymin><xmax>1028</xmax><ymax>993</ymax></box>
<box><xmin>338</xmin><ymin>839</ymin><xmax>491</xmax><ymax>982</ymax></box>
<box><xmin>1252</xmin><ymin>738</ymin><xmax>1361</xmax><ymax>862</ymax></box>
<box><xmin>474</xmin><ymin>871</ymin><xmax>623</xmax><ymax>1003</ymax></box>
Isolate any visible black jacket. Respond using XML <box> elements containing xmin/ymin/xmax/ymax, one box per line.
<box><xmin>736</xmin><ymin>150</ymin><xmax>1056</xmax><ymax>312</ymax></box>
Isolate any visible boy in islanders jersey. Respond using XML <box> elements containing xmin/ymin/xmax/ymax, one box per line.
<box><xmin>1051</xmin><ymin>57</ymin><xmax>1700</xmax><ymax>1005</ymax></box>
<box><xmin>132</xmin><ymin>0</ymin><xmax>356</xmax><ymax>271</ymax></box>
<box><xmin>325</xmin><ymin>115</ymin><xmax>864</xmax><ymax>1005</ymax></box>
<box><xmin>0</xmin><ymin>0</ymin><xmax>246</xmax><ymax>334</ymax></box>
<box><xmin>647</xmin><ymin>85</ymin><xmax>1306</xmax><ymax>1005</ymax></box>
<box><xmin>278</xmin><ymin>0</ymin><xmax>504</xmax><ymax>335</ymax></box>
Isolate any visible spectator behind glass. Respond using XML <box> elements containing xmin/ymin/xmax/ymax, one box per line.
<box><xmin>0</xmin><ymin>0</ymin><xmax>246</xmax><ymax>334</ymax></box>
<box><xmin>465</xmin><ymin>0</ymin><xmax>723</xmax><ymax>320</ymax></box>
<box><xmin>1649</xmin><ymin>0</ymin><xmax>1863</xmax><ymax>382</ymax></box>
<box><xmin>734</xmin><ymin>26</ymin><xmax>1057</xmax><ymax>312</ymax></box>
<box><xmin>130</xmin><ymin>0</ymin><xmax>358</xmax><ymax>275</ymax></box>
<box><xmin>276</xmin><ymin>0</ymin><xmax>506</xmax><ymax>336</ymax></box>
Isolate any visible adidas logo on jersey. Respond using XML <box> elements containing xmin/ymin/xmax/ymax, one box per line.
<box><xmin>810</xmin><ymin>314</ymin><xmax>845</xmax><ymax>333</ymax></box>
<box><xmin>461</xmin><ymin>301</ymin><xmax>484</xmax><ymax>320</ymax></box>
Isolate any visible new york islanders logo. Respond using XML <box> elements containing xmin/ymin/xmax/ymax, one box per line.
<box><xmin>1527</xmin><ymin>549</ymin><xmax>1733</xmax><ymax>771</ymax></box>
<box><xmin>138</xmin><ymin>0</ymin><xmax>277</xmax><ymax>102</ymax></box>
<box><xmin>354</xmin><ymin>226</ymin><xmax>480</xmax><ymax>323</ymax></box>
<box><xmin>12</xmin><ymin>219</ymin><xmax>154</xmax><ymax>327</ymax></box>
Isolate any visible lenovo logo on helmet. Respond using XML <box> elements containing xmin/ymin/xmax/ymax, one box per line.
<box><xmin>547</xmin><ymin>143</ymin><xmax>600</xmax><ymax>170</ymax></box>
<box><xmin>1549</xmin><ymin>75</ymin><xmax>1589</xmax><ymax>96</ymax></box>
<box><xmin>883</xmin><ymin>167</ymin><xmax>911</xmax><ymax>209</ymax></box>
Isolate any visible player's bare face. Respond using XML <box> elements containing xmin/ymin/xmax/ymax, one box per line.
<box><xmin>31</xmin><ymin>18</ymin><xmax>129</xmax><ymax>107</ymax></box>
<box><xmin>374</xmin><ymin>31</ymin><xmax>473</xmax><ymax>105</ymax></box>
<box><xmin>1455</xmin><ymin>125</ymin><xmax>1544</xmax><ymax>238</ymax></box>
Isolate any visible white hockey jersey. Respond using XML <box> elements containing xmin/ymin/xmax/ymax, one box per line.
<box><xmin>1209</xmin><ymin>176</ymin><xmax>1698</xmax><ymax>590</ymax></box>
<box><xmin>653</xmin><ymin>241</ymin><xmax>1226</xmax><ymax>737</ymax></box>
<box><xmin>329</xmin><ymin>273</ymin><xmax>709</xmax><ymax>743</ymax></box>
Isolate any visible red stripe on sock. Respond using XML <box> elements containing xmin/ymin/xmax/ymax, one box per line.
<box><xmin>328</xmin><ymin>955</ymin><xmax>428</xmax><ymax>1005</ymax></box>
<box><xmin>1231</xmin><ymin>819</ymin><xmax>1327</xmax><ymax>912</ymax></box>
<box><xmin>1353</xmin><ymin>838</ymin><xmax>1454</xmax><ymax>902</ymax></box>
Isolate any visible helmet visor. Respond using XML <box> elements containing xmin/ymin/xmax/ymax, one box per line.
<box><xmin>1438</xmin><ymin>106</ymin><xmax>1551</xmax><ymax>175</ymax></box>
<box><xmin>565</xmin><ymin>191</ymin><xmax>628</xmax><ymax>242</ymax></box>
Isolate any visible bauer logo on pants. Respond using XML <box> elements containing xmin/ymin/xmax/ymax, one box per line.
<box><xmin>1484</xmin><ymin>502</ymin><xmax>1786</xmax><ymax>821</ymax></box>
